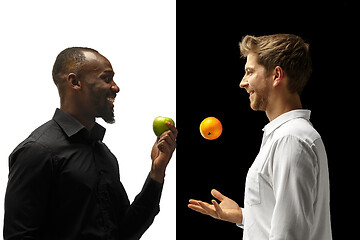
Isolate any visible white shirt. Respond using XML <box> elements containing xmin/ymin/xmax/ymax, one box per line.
<box><xmin>239</xmin><ymin>110</ymin><xmax>332</xmax><ymax>240</ymax></box>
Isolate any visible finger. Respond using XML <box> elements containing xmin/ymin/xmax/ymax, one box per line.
<box><xmin>188</xmin><ymin>199</ymin><xmax>210</xmax><ymax>215</ymax></box>
<box><xmin>167</xmin><ymin>130</ymin><xmax>176</xmax><ymax>142</ymax></box>
<box><xmin>197</xmin><ymin>201</ymin><xmax>217</xmax><ymax>219</ymax></box>
<box><xmin>165</xmin><ymin>121</ymin><xmax>178</xmax><ymax>138</ymax></box>
<box><xmin>159</xmin><ymin>129</ymin><xmax>175</xmax><ymax>140</ymax></box>
<box><xmin>189</xmin><ymin>199</ymin><xmax>201</xmax><ymax>204</ymax></box>
<box><xmin>158</xmin><ymin>136</ymin><xmax>176</xmax><ymax>152</ymax></box>
<box><xmin>188</xmin><ymin>204</ymin><xmax>209</xmax><ymax>215</ymax></box>
<box><xmin>157</xmin><ymin>140</ymin><xmax>174</xmax><ymax>153</ymax></box>
<box><xmin>159</xmin><ymin>131</ymin><xmax>176</xmax><ymax>146</ymax></box>
<box><xmin>211</xmin><ymin>189</ymin><xmax>225</xmax><ymax>202</ymax></box>
<box><xmin>212</xmin><ymin>199</ymin><xmax>223</xmax><ymax>219</ymax></box>
<box><xmin>157</xmin><ymin>142</ymin><xmax>165</xmax><ymax>152</ymax></box>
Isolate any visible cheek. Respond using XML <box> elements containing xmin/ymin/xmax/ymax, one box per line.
<box><xmin>248</xmin><ymin>74</ymin><xmax>268</xmax><ymax>91</ymax></box>
<box><xmin>87</xmin><ymin>82</ymin><xmax>106</xmax><ymax>97</ymax></box>
<box><xmin>248</xmin><ymin>76</ymin><xmax>258</xmax><ymax>89</ymax></box>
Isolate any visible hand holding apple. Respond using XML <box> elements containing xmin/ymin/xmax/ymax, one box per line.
<box><xmin>150</xmin><ymin>117</ymin><xmax>177</xmax><ymax>183</ymax></box>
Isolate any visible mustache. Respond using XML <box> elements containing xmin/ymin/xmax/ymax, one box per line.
<box><xmin>107</xmin><ymin>93</ymin><xmax>117</xmax><ymax>99</ymax></box>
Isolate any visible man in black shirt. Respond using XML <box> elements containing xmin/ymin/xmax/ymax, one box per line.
<box><xmin>4</xmin><ymin>47</ymin><xmax>177</xmax><ymax>240</ymax></box>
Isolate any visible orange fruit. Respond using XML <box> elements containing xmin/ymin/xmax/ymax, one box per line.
<box><xmin>200</xmin><ymin>117</ymin><xmax>223</xmax><ymax>140</ymax></box>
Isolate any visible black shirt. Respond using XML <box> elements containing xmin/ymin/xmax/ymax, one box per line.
<box><xmin>4</xmin><ymin>109</ymin><xmax>163</xmax><ymax>240</ymax></box>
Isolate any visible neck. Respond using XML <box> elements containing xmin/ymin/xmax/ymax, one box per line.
<box><xmin>60</xmin><ymin>102</ymin><xmax>95</xmax><ymax>131</ymax></box>
<box><xmin>265</xmin><ymin>92</ymin><xmax>302</xmax><ymax>121</ymax></box>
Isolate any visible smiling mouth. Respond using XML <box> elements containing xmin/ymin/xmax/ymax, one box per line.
<box><xmin>248</xmin><ymin>90</ymin><xmax>255</xmax><ymax>99</ymax></box>
<box><xmin>107</xmin><ymin>97</ymin><xmax>115</xmax><ymax>104</ymax></box>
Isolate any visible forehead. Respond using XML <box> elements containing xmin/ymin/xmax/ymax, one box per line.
<box><xmin>244</xmin><ymin>52</ymin><xmax>259</xmax><ymax>69</ymax></box>
<box><xmin>83</xmin><ymin>51</ymin><xmax>113</xmax><ymax>73</ymax></box>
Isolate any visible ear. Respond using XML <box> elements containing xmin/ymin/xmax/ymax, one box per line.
<box><xmin>67</xmin><ymin>73</ymin><xmax>81</xmax><ymax>89</ymax></box>
<box><xmin>273</xmin><ymin>66</ymin><xmax>284</xmax><ymax>87</ymax></box>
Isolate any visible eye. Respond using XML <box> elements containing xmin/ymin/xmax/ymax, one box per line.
<box><xmin>101</xmin><ymin>75</ymin><xmax>112</xmax><ymax>83</ymax></box>
<box><xmin>105</xmin><ymin>77</ymin><xmax>112</xmax><ymax>83</ymax></box>
<box><xmin>246</xmin><ymin>69</ymin><xmax>253</xmax><ymax>76</ymax></box>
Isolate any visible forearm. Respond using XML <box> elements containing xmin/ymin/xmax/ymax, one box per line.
<box><xmin>120</xmin><ymin>174</ymin><xmax>164</xmax><ymax>239</ymax></box>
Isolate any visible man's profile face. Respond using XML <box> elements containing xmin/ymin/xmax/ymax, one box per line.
<box><xmin>240</xmin><ymin>52</ymin><xmax>271</xmax><ymax>111</ymax></box>
<box><xmin>79</xmin><ymin>51</ymin><xmax>119</xmax><ymax>123</ymax></box>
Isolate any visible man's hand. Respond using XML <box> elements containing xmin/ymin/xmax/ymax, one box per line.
<box><xmin>188</xmin><ymin>189</ymin><xmax>243</xmax><ymax>224</ymax></box>
<box><xmin>150</xmin><ymin>121</ymin><xmax>178</xmax><ymax>183</ymax></box>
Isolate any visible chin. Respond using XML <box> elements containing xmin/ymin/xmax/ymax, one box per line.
<box><xmin>250</xmin><ymin>94</ymin><xmax>268</xmax><ymax>111</ymax></box>
<box><xmin>102</xmin><ymin>112</ymin><xmax>115</xmax><ymax>124</ymax></box>
<box><xmin>97</xmin><ymin>108</ymin><xmax>115</xmax><ymax>124</ymax></box>
<box><xmin>104</xmin><ymin>117</ymin><xmax>115</xmax><ymax>124</ymax></box>
<box><xmin>250</xmin><ymin>100</ymin><xmax>259</xmax><ymax>111</ymax></box>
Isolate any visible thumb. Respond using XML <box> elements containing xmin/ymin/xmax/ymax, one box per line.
<box><xmin>211</xmin><ymin>189</ymin><xmax>226</xmax><ymax>202</ymax></box>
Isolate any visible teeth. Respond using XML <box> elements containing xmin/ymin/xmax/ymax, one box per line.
<box><xmin>107</xmin><ymin>97</ymin><xmax>115</xmax><ymax>103</ymax></box>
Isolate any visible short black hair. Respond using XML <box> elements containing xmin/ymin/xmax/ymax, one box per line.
<box><xmin>52</xmin><ymin>47</ymin><xmax>98</xmax><ymax>85</ymax></box>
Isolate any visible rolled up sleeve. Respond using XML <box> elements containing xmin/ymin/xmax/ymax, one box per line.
<box><xmin>236</xmin><ymin>207</ymin><xmax>245</xmax><ymax>228</ymax></box>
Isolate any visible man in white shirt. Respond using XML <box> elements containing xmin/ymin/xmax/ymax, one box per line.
<box><xmin>188</xmin><ymin>34</ymin><xmax>332</xmax><ymax>239</ymax></box>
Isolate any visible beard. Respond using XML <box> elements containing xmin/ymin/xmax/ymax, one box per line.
<box><xmin>94</xmin><ymin>98</ymin><xmax>115</xmax><ymax>124</ymax></box>
<box><xmin>99</xmin><ymin>106</ymin><xmax>115</xmax><ymax>124</ymax></box>
<box><xmin>86</xmin><ymin>86</ymin><xmax>117</xmax><ymax>124</ymax></box>
<box><xmin>250</xmin><ymin>87</ymin><xmax>269</xmax><ymax>111</ymax></box>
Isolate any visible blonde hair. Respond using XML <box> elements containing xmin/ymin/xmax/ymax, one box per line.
<box><xmin>239</xmin><ymin>34</ymin><xmax>312</xmax><ymax>94</ymax></box>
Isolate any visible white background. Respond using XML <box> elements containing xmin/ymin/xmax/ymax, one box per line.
<box><xmin>0</xmin><ymin>0</ymin><xmax>176</xmax><ymax>239</ymax></box>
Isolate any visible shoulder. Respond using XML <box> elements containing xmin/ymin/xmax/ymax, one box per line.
<box><xmin>9</xmin><ymin>120</ymin><xmax>62</xmax><ymax>167</ymax></box>
<box><xmin>28</xmin><ymin>119</ymin><xmax>64</xmax><ymax>145</ymax></box>
<box><xmin>8</xmin><ymin>141</ymin><xmax>54</xmax><ymax>179</ymax></box>
<box><xmin>13</xmin><ymin>119</ymin><xmax>64</xmax><ymax>151</ymax></box>
<box><xmin>274</xmin><ymin>117</ymin><xmax>320</xmax><ymax>146</ymax></box>
<box><xmin>270</xmin><ymin>134</ymin><xmax>318</xmax><ymax>181</ymax></box>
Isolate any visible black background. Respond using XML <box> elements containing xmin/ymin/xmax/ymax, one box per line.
<box><xmin>176</xmin><ymin>1</ymin><xmax>357</xmax><ymax>239</ymax></box>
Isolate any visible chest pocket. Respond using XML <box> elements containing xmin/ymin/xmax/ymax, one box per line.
<box><xmin>245</xmin><ymin>168</ymin><xmax>261</xmax><ymax>206</ymax></box>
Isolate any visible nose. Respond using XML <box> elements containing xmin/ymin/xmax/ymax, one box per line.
<box><xmin>239</xmin><ymin>76</ymin><xmax>248</xmax><ymax>89</ymax></box>
<box><xmin>111</xmin><ymin>80</ymin><xmax>120</xmax><ymax>93</ymax></box>
<box><xmin>111</xmin><ymin>81</ymin><xmax>120</xmax><ymax>93</ymax></box>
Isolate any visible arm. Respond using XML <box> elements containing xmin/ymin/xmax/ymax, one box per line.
<box><xmin>270</xmin><ymin>136</ymin><xmax>317</xmax><ymax>240</ymax></box>
<box><xmin>188</xmin><ymin>189</ymin><xmax>243</xmax><ymax>224</ymax></box>
<box><xmin>120</xmin><ymin>122</ymin><xmax>177</xmax><ymax>239</ymax></box>
<box><xmin>4</xmin><ymin>142</ymin><xmax>53</xmax><ymax>240</ymax></box>
<box><xmin>119</xmin><ymin>174</ymin><xmax>164</xmax><ymax>240</ymax></box>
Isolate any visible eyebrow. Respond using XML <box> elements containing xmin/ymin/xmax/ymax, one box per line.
<box><xmin>103</xmin><ymin>70</ymin><xmax>115</xmax><ymax>75</ymax></box>
<box><xmin>245</xmin><ymin>67</ymin><xmax>255</xmax><ymax>71</ymax></box>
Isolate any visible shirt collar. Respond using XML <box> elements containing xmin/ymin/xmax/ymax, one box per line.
<box><xmin>53</xmin><ymin>108</ymin><xmax>106</xmax><ymax>142</ymax></box>
<box><xmin>263</xmin><ymin>109</ymin><xmax>311</xmax><ymax>136</ymax></box>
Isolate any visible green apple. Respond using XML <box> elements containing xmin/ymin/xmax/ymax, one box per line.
<box><xmin>153</xmin><ymin>116</ymin><xmax>175</xmax><ymax>137</ymax></box>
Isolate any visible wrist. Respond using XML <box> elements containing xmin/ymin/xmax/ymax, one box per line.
<box><xmin>150</xmin><ymin>168</ymin><xmax>165</xmax><ymax>184</ymax></box>
<box><xmin>236</xmin><ymin>207</ymin><xmax>243</xmax><ymax>225</ymax></box>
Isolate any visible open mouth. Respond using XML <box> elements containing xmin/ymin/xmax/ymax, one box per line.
<box><xmin>107</xmin><ymin>97</ymin><xmax>115</xmax><ymax>103</ymax></box>
<box><xmin>248</xmin><ymin>90</ymin><xmax>255</xmax><ymax>100</ymax></box>
<box><xmin>107</xmin><ymin>97</ymin><xmax>115</xmax><ymax>106</ymax></box>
